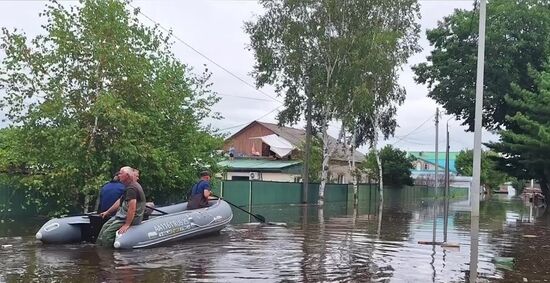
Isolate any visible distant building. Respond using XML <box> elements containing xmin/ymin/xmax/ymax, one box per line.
<box><xmin>221</xmin><ymin>121</ymin><xmax>365</xmax><ymax>183</ymax></box>
<box><xmin>408</xmin><ymin>151</ymin><xmax>460</xmax><ymax>185</ymax></box>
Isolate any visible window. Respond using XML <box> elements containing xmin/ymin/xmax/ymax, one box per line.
<box><xmin>424</xmin><ymin>163</ymin><xmax>428</xmax><ymax>170</ymax></box>
<box><xmin>294</xmin><ymin>176</ymin><xmax>302</xmax><ymax>183</ymax></box>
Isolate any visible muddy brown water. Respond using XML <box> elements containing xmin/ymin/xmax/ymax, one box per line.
<box><xmin>1</xmin><ymin>189</ymin><xmax>548</xmax><ymax>282</ymax></box>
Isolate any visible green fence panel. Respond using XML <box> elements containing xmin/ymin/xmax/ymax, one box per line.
<box><xmin>342</xmin><ymin>183</ymin><xmax>377</xmax><ymax>202</ymax></box>
<box><xmin>251</xmin><ymin>181</ymin><xmax>302</xmax><ymax>205</ymax></box>
<box><xmin>220</xmin><ymin>181</ymin><xmax>250</xmax><ymax>206</ymax></box>
<box><xmin>307</xmin><ymin>183</ymin><xmax>320</xmax><ymax>204</ymax></box>
<box><xmin>324</xmin><ymin>183</ymin><xmax>348</xmax><ymax>202</ymax></box>
<box><xmin>217</xmin><ymin>181</ymin><xmax>467</xmax><ymax>208</ymax></box>
<box><xmin>0</xmin><ymin>185</ymin><xmax>8</xmax><ymax>216</ymax></box>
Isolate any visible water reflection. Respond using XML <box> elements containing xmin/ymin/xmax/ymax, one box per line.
<box><xmin>469</xmin><ymin>215</ymin><xmax>479</xmax><ymax>283</ymax></box>
<box><xmin>0</xmin><ymin>188</ymin><xmax>549</xmax><ymax>282</ymax></box>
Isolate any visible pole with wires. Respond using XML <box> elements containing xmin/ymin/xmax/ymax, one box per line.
<box><xmin>444</xmin><ymin>119</ymin><xmax>450</xmax><ymax>243</ymax></box>
<box><xmin>432</xmin><ymin>107</ymin><xmax>439</xmax><ymax>244</ymax></box>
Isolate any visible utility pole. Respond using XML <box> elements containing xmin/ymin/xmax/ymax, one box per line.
<box><xmin>472</xmin><ymin>0</ymin><xmax>486</xmax><ymax>218</ymax></box>
<box><xmin>444</xmin><ymin>120</ymin><xmax>450</xmax><ymax>242</ymax></box>
<box><xmin>470</xmin><ymin>0</ymin><xmax>486</xmax><ymax>282</ymax></box>
<box><xmin>302</xmin><ymin>93</ymin><xmax>312</xmax><ymax>204</ymax></box>
<box><xmin>435</xmin><ymin>108</ymin><xmax>439</xmax><ymax>190</ymax></box>
<box><xmin>433</xmin><ymin>107</ymin><xmax>439</xmax><ymax>244</ymax></box>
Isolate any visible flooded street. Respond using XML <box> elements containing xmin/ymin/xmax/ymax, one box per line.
<box><xmin>1</xmin><ymin>188</ymin><xmax>549</xmax><ymax>282</ymax></box>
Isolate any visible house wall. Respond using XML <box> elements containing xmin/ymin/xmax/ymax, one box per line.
<box><xmin>225</xmin><ymin>171</ymin><xmax>300</xmax><ymax>182</ymax></box>
<box><xmin>327</xmin><ymin>160</ymin><xmax>359</xmax><ymax>184</ymax></box>
<box><xmin>262</xmin><ymin>172</ymin><xmax>301</xmax><ymax>182</ymax></box>
<box><xmin>224</xmin><ymin>123</ymin><xmax>275</xmax><ymax>157</ymax></box>
<box><xmin>413</xmin><ymin>160</ymin><xmax>439</xmax><ymax>171</ymax></box>
<box><xmin>223</xmin><ymin>121</ymin><xmax>363</xmax><ymax>183</ymax></box>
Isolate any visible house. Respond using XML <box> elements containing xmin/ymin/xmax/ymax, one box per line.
<box><xmin>218</xmin><ymin>159</ymin><xmax>302</xmax><ymax>182</ymax></box>
<box><xmin>408</xmin><ymin>151</ymin><xmax>459</xmax><ymax>179</ymax></box>
<box><xmin>221</xmin><ymin>121</ymin><xmax>365</xmax><ymax>183</ymax></box>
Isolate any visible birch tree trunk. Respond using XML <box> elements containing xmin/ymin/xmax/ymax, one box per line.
<box><xmin>372</xmin><ymin>116</ymin><xmax>384</xmax><ymax>201</ymax></box>
<box><xmin>319</xmin><ymin>115</ymin><xmax>330</xmax><ymax>206</ymax></box>
<box><xmin>318</xmin><ymin>110</ymin><xmax>345</xmax><ymax>206</ymax></box>
<box><xmin>347</xmin><ymin>125</ymin><xmax>358</xmax><ymax>206</ymax></box>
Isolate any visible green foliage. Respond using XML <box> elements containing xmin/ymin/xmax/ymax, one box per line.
<box><xmin>246</xmin><ymin>0</ymin><xmax>420</xmax><ymax>144</ymax></box>
<box><xmin>246</xmin><ymin>0</ymin><xmax>420</xmax><ymax>201</ymax></box>
<box><xmin>0</xmin><ymin>0</ymin><xmax>222</xmax><ymax>215</ymax></box>
<box><xmin>487</xmin><ymin>60</ymin><xmax>550</xmax><ymax>200</ymax></box>
<box><xmin>509</xmin><ymin>178</ymin><xmax>526</xmax><ymax>195</ymax></box>
<box><xmin>362</xmin><ymin>145</ymin><xmax>414</xmax><ymax>186</ymax></box>
<box><xmin>455</xmin><ymin>149</ymin><xmax>509</xmax><ymax>190</ymax></box>
<box><xmin>413</xmin><ymin>0</ymin><xmax>550</xmax><ymax>131</ymax></box>
<box><xmin>296</xmin><ymin>137</ymin><xmax>323</xmax><ymax>183</ymax></box>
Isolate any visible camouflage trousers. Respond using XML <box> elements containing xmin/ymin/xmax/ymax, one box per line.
<box><xmin>97</xmin><ymin>217</ymin><xmax>125</xmax><ymax>247</ymax></box>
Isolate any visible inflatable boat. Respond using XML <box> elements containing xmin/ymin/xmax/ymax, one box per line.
<box><xmin>35</xmin><ymin>199</ymin><xmax>233</xmax><ymax>249</ymax></box>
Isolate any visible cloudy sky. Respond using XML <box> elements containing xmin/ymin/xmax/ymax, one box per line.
<box><xmin>0</xmin><ymin>0</ymin><xmax>498</xmax><ymax>153</ymax></box>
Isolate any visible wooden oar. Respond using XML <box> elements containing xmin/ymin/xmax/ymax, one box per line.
<box><xmin>212</xmin><ymin>194</ymin><xmax>266</xmax><ymax>223</ymax></box>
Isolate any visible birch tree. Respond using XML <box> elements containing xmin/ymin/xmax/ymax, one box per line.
<box><xmin>246</xmin><ymin>0</ymin><xmax>420</xmax><ymax>205</ymax></box>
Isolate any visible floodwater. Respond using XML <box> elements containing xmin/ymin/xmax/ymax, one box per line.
<box><xmin>1</xmin><ymin>188</ymin><xmax>549</xmax><ymax>282</ymax></box>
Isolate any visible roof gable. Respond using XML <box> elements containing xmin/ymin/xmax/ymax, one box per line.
<box><xmin>225</xmin><ymin>121</ymin><xmax>275</xmax><ymax>141</ymax></box>
<box><xmin>257</xmin><ymin>121</ymin><xmax>306</xmax><ymax>146</ymax></box>
<box><xmin>227</xmin><ymin>121</ymin><xmax>367</xmax><ymax>162</ymax></box>
<box><xmin>256</xmin><ymin>121</ymin><xmax>365</xmax><ymax>162</ymax></box>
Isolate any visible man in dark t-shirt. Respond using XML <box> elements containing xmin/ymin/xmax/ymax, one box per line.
<box><xmin>98</xmin><ymin>174</ymin><xmax>125</xmax><ymax>213</ymax></box>
<box><xmin>187</xmin><ymin>170</ymin><xmax>212</xmax><ymax>210</ymax></box>
<box><xmin>97</xmin><ymin>166</ymin><xmax>146</xmax><ymax>247</ymax></box>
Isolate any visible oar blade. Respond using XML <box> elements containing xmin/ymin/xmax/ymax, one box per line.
<box><xmin>254</xmin><ymin>214</ymin><xmax>266</xmax><ymax>223</ymax></box>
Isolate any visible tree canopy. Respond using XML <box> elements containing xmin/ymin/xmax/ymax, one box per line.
<box><xmin>246</xmin><ymin>0</ymin><xmax>420</xmax><ymax>204</ymax></box>
<box><xmin>455</xmin><ymin>149</ymin><xmax>508</xmax><ymax>191</ymax></box>
<box><xmin>363</xmin><ymin>145</ymin><xmax>414</xmax><ymax>187</ymax></box>
<box><xmin>413</xmin><ymin>0</ymin><xmax>550</xmax><ymax>131</ymax></box>
<box><xmin>487</xmin><ymin>60</ymin><xmax>550</xmax><ymax>199</ymax></box>
<box><xmin>0</xmin><ymin>0</ymin><xmax>222</xmax><ymax>215</ymax></box>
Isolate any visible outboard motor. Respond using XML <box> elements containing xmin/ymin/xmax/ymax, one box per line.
<box><xmin>81</xmin><ymin>214</ymin><xmax>108</xmax><ymax>243</ymax></box>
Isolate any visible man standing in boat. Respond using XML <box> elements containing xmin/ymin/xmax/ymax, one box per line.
<box><xmin>187</xmin><ymin>170</ymin><xmax>212</xmax><ymax>210</ymax></box>
<box><xmin>97</xmin><ymin>166</ymin><xmax>146</xmax><ymax>247</ymax></box>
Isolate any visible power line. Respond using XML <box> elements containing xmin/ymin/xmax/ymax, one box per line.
<box><xmin>392</xmin><ymin>114</ymin><xmax>436</xmax><ymax>146</ymax></box>
<box><xmin>217</xmin><ymin>105</ymin><xmax>283</xmax><ymax>132</ymax></box>
<box><xmin>217</xmin><ymin>92</ymin><xmax>274</xmax><ymax>102</ymax></box>
<box><xmin>1</xmin><ymin>0</ymin><xmax>284</xmax><ymax>104</ymax></box>
<box><xmin>127</xmin><ymin>3</ymin><xmax>283</xmax><ymax>104</ymax></box>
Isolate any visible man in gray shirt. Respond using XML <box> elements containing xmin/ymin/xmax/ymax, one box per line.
<box><xmin>97</xmin><ymin>166</ymin><xmax>146</xmax><ymax>247</ymax></box>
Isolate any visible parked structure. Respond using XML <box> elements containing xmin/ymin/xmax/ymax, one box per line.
<box><xmin>221</xmin><ymin>121</ymin><xmax>365</xmax><ymax>183</ymax></box>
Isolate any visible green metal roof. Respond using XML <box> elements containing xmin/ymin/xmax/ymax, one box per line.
<box><xmin>408</xmin><ymin>151</ymin><xmax>460</xmax><ymax>160</ymax></box>
<box><xmin>408</xmin><ymin>151</ymin><xmax>459</xmax><ymax>173</ymax></box>
<box><xmin>218</xmin><ymin>159</ymin><xmax>302</xmax><ymax>171</ymax></box>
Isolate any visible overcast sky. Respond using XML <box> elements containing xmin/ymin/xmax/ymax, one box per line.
<box><xmin>0</xmin><ymin>0</ymin><xmax>498</xmax><ymax>153</ymax></box>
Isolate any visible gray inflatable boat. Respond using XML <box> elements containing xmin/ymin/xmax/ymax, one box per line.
<box><xmin>35</xmin><ymin>199</ymin><xmax>233</xmax><ymax>249</ymax></box>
